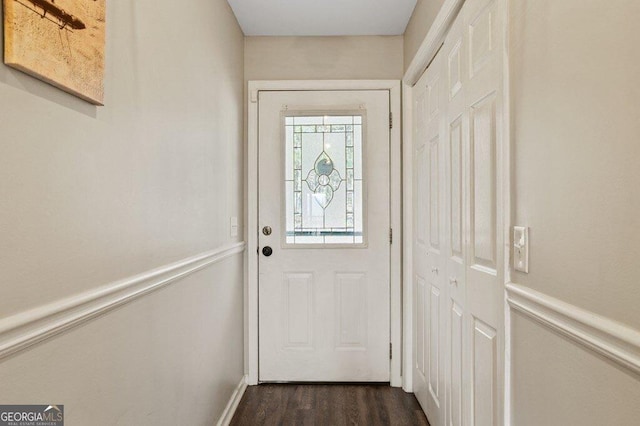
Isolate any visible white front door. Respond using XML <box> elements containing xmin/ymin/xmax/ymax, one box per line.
<box><xmin>258</xmin><ymin>90</ymin><xmax>391</xmax><ymax>382</ymax></box>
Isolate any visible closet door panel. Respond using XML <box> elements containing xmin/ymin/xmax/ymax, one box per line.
<box><xmin>413</xmin><ymin>48</ymin><xmax>447</xmax><ymax>426</ymax></box>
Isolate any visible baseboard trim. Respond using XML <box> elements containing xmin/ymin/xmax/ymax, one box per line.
<box><xmin>217</xmin><ymin>375</ymin><xmax>248</xmax><ymax>426</ymax></box>
<box><xmin>0</xmin><ymin>242</ymin><xmax>246</xmax><ymax>362</ymax></box>
<box><xmin>506</xmin><ymin>283</ymin><xmax>640</xmax><ymax>375</ymax></box>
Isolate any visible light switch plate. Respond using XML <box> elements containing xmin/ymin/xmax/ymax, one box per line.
<box><xmin>230</xmin><ymin>216</ymin><xmax>238</xmax><ymax>238</ymax></box>
<box><xmin>513</xmin><ymin>226</ymin><xmax>529</xmax><ymax>273</ymax></box>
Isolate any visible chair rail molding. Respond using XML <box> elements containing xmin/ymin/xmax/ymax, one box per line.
<box><xmin>506</xmin><ymin>283</ymin><xmax>640</xmax><ymax>376</ymax></box>
<box><xmin>0</xmin><ymin>241</ymin><xmax>246</xmax><ymax>362</ymax></box>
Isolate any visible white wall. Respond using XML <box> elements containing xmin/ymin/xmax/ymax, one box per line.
<box><xmin>0</xmin><ymin>0</ymin><xmax>245</xmax><ymax>423</ymax></box>
<box><xmin>509</xmin><ymin>0</ymin><xmax>640</xmax><ymax>424</ymax></box>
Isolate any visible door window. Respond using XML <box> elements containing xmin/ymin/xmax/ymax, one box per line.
<box><xmin>284</xmin><ymin>114</ymin><xmax>365</xmax><ymax>245</ymax></box>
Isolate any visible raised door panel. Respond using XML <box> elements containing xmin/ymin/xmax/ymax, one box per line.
<box><xmin>429</xmin><ymin>285</ymin><xmax>442</xmax><ymax>407</ymax></box>
<box><xmin>416</xmin><ymin>144</ymin><xmax>428</xmax><ymax>248</ymax></box>
<box><xmin>430</xmin><ymin>135</ymin><xmax>441</xmax><ymax>250</ymax></box>
<box><xmin>449</xmin><ymin>41</ymin><xmax>463</xmax><ymax>100</ymax></box>
<box><xmin>450</xmin><ymin>117</ymin><xmax>464</xmax><ymax>259</ymax></box>
<box><xmin>416</xmin><ymin>275</ymin><xmax>428</xmax><ymax>380</ymax></box>
<box><xmin>449</xmin><ymin>303</ymin><xmax>464</xmax><ymax>426</ymax></box>
<box><xmin>334</xmin><ymin>273</ymin><xmax>367</xmax><ymax>350</ymax></box>
<box><xmin>426</xmin><ymin>74</ymin><xmax>442</xmax><ymax>254</ymax></box>
<box><xmin>472</xmin><ymin>318</ymin><xmax>497</xmax><ymax>426</ymax></box>
<box><xmin>429</xmin><ymin>78</ymin><xmax>440</xmax><ymax>119</ymax></box>
<box><xmin>468</xmin><ymin>0</ymin><xmax>496</xmax><ymax>78</ymax></box>
<box><xmin>282</xmin><ymin>273</ymin><xmax>314</xmax><ymax>349</ymax></box>
<box><xmin>470</xmin><ymin>94</ymin><xmax>497</xmax><ymax>271</ymax></box>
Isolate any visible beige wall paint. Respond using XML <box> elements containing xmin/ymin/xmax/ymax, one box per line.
<box><xmin>510</xmin><ymin>0</ymin><xmax>640</xmax><ymax>329</ymax></box>
<box><xmin>245</xmin><ymin>36</ymin><xmax>404</xmax><ymax>81</ymax></box>
<box><xmin>511</xmin><ymin>312</ymin><xmax>640</xmax><ymax>425</ymax></box>
<box><xmin>0</xmin><ymin>258</ymin><xmax>244</xmax><ymax>424</ymax></box>
<box><xmin>510</xmin><ymin>0</ymin><xmax>640</xmax><ymax>423</ymax></box>
<box><xmin>0</xmin><ymin>0</ymin><xmax>245</xmax><ymax>423</ymax></box>
<box><xmin>403</xmin><ymin>0</ymin><xmax>445</xmax><ymax>72</ymax></box>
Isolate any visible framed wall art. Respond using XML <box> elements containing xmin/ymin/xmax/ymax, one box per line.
<box><xmin>3</xmin><ymin>0</ymin><xmax>106</xmax><ymax>105</ymax></box>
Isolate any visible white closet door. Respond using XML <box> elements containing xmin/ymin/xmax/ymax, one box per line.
<box><xmin>462</xmin><ymin>0</ymin><xmax>505</xmax><ymax>424</ymax></box>
<box><xmin>413</xmin><ymin>46</ymin><xmax>447</xmax><ymax>426</ymax></box>
<box><xmin>411</xmin><ymin>0</ymin><xmax>505</xmax><ymax>425</ymax></box>
<box><xmin>443</xmin><ymin>12</ymin><xmax>468</xmax><ymax>426</ymax></box>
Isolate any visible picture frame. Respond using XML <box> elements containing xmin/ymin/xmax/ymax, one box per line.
<box><xmin>3</xmin><ymin>0</ymin><xmax>106</xmax><ymax>105</ymax></box>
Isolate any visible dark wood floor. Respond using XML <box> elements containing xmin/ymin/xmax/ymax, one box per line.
<box><xmin>230</xmin><ymin>384</ymin><xmax>430</xmax><ymax>426</ymax></box>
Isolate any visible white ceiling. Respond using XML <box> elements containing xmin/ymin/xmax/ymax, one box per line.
<box><xmin>227</xmin><ymin>0</ymin><xmax>418</xmax><ymax>36</ymax></box>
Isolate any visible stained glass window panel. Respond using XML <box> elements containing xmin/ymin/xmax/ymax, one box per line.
<box><xmin>294</xmin><ymin>116</ymin><xmax>323</xmax><ymax>125</ymax></box>
<box><xmin>285</xmin><ymin>115</ymin><xmax>364</xmax><ymax>245</ymax></box>
<box><xmin>325</xmin><ymin>116</ymin><xmax>354</xmax><ymax>125</ymax></box>
<box><xmin>354</xmin><ymin>124</ymin><xmax>363</xmax><ymax>180</ymax></box>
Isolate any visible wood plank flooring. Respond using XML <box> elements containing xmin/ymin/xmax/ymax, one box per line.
<box><xmin>230</xmin><ymin>384</ymin><xmax>430</xmax><ymax>426</ymax></box>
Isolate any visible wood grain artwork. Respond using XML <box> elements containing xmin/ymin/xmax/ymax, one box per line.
<box><xmin>3</xmin><ymin>0</ymin><xmax>106</xmax><ymax>104</ymax></box>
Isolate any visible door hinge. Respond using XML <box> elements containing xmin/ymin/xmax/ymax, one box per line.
<box><xmin>389</xmin><ymin>228</ymin><xmax>393</xmax><ymax>244</ymax></box>
<box><xmin>389</xmin><ymin>112</ymin><xmax>393</xmax><ymax>129</ymax></box>
<box><xmin>390</xmin><ymin>343</ymin><xmax>393</xmax><ymax>359</ymax></box>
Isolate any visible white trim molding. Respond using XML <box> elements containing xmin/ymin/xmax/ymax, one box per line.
<box><xmin>403</xmin><ymin>0</ymin><xmax>465</xmax><ymax>86</ymax></box>
<box><xmin>401</xmin><ymin>81</ymin><xmax>414</xmax><ymax>393</ymax></box>
<box><xmin>247</xmin><ymin>80</ymin><xmax>403</xmax><ymax>386</ymax></box>
<box><xmin>506</xmin><ymin>283</ymin><xmax>640</xmax><ymax>376</ymax></box>
<box><xmin>216</xmin><ymin>375</ymin><xmax>248</xmax><ymax>426</ymax></box>
<box><xmin>0</xmin><ymin>242</ymin><xmax>246</xmax><ymax>362</ymax></box>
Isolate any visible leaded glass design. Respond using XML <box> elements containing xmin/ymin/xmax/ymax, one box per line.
<box><xmin>285</xmin><ymin>115</ymin><xmax>364</xmax><ymax>245</ymax></box>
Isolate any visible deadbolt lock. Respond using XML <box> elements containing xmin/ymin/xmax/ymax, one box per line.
<box><xmin>262</xmin><ymin>226</ymin><xmax>272</xmax><ymax>236</ymax></box>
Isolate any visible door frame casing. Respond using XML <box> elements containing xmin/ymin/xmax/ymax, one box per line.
<box><xmin>246</xmin><ymin>80</ymin><xmax>402</xmax><ymax>386</ymax></box>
